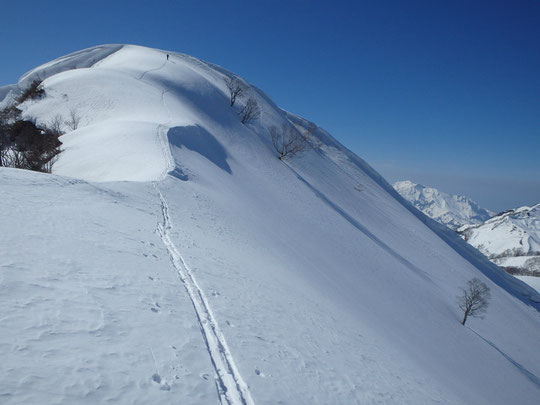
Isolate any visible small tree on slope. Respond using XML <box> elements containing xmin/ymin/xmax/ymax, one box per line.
<box><xmin>457</xmin><ymin>278</ymin><xmax>491</xmax><ymax>325</ymax></box>
<box><xmin>225</xmin><ymin>77</ymin><xmax>246</xmax><ymax>107</ymax></box>
<box><xmin>239</xmin><ymin>98</ymin><xmax>260</xmax><ymax>124</ymax></box>
<box><xmin>270</xmin><ymin>124</ymin><xmax>312</xmax><ymax>160</ymax></box>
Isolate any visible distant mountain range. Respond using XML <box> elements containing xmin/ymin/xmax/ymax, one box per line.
<box><xmin>394</xmin><ymin>180</ymin><xmax>540</xmax><ymax>277</ymax></box>
<box><xmin>393</xmin><ymin>180</ymin><xmax>493</xmax><ymax>230</ymax></box>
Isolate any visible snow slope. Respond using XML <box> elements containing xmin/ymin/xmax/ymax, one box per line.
<box><xmin>459</xmin><ymin>204</ymin><xmax>540</xmax><ymax>276</ymax></box>
<box><xmin>394</xmin><ymin>180</ymin><xmax>493</xmax><ymax>229</ymax></box>
<box><xmin>516</xmin><ymin>276</ymin><xmax>540</xmax><ymax>293</ymax></box>
<box><xmin>1</xmin><ymin>45</ymin><xmax>540</xmax><ymax>404</ymax></box>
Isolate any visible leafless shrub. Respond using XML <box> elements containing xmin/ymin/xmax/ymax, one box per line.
<box><xmin>270</xmin><ymin>124</ymin><xmax>308</xmax><ymax>160</ymax></box>
<box><xmin>17</xmin><ymin>79</ymin><xmax>45</xmax><ymax>103</ymax></box>
<box><xmin>0</xmin><ymin>120</ymin><xmax>61</xmax><ymax>172</ymax></box>
<box><xmin>41</xmin><ymin>153</ymin><xmax>60</xmax><ymax>173</ymax></box>
<box><xmin>65</xmin><ymin>108</ymin><xmax>81</xmax><ymax>131</ymax></box>
<box><xmin>270</xmin><ymin>124</ymin><xmax>317</xmax><ymax>160</ymax></box>
<box><xmin>457</xmin><ymin>278</ymin><xmax>491</xmax><ymax>325</ymax></box>
<box><xmin>225</xmin><ymin>77</ymin><xmax>246</xmax><ymax>106</ymax></box>
<box><xmin>1</xmin><ymin>96</ymin><xmax>61</xmax><ymax>173</ymax></box>
<box><xmin>10</xmin><ymin>121</ymin><xmax>62</xmax><ymax>173</ymax></box>
<box><xmin>239</xmin><ymin>98</ymin><xmax>260</xmax><ymax>124</ymax></box>
<box><xmin>0</xmin><ymin>105</ymin><xmax>22</xmax><ymax>124</ymax></box>
<box><xmin>46</xmin><ymin>114</ymin><xmax>65</xmax><ymax>137</ymax></box>
<box><xmin>0</xmin><ymin>106</ymin><xmax>22</xmax><ymax>167</ymax></box>
<box><xmin>0</xmin><ymin>148</ymin><xmax>11</xmax><ymax>168</ymax></box>
<box><xmin>1</xmin><ymin>150</ymin><xmax>24</xmax><ymax>169</ymax></box>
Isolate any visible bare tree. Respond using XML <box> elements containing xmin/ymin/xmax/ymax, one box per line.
<box><xmin>239</xmin><ymin>98</ymin><xmax>260</xmax><ymax>124</ymax></box>
<box><xmin>225</xmin><ymin>77</ymin><xmax>246</xmax><ymax>106</ymax></box>
<box><xmin>46</xmin><ymin>114</ymin><xmax>64</xmax><ymax>137</ymax></box>
<box><xmin>65</xmin><ymin>108</ymin><xmax>81</xmax><ymax>131</ymax></box>
<box><xmin>270</xmin><ymin>124</ymin><xmax>307</xmax><ymax>160</ymax></box>
<box><xmin>41</xmin><ymin>152</ymin><xmax>60</xmax><ymax>173</ymax></box>
<box><xmin>457</xmin><ymin>278</ymin><xmax>491</xmax><ymax>325</ymax></box>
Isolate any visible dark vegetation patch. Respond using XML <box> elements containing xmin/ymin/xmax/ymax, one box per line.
<box><xmin>1</xmin><ymin>84</ymin><xmax>63</xmax><ymax>173</ymax></box>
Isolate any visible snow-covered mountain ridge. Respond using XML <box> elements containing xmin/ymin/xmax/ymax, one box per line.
<box><xmin>459</xmin><ymin>203</ymin><xmax>540</xmax><ymax>276</ymax></box>
<box><xmin>394</xmin><ymin>180</ymin><xmax>493</xmax><ymax>230</ymax></box>
<box><xmin>1</xmin><ymin>45</ymin><xmax>540</xmax><ymax>404</ymax></box>
<box><xmin>392</xmin><ymin>181</ymin><xmax>539</xmax><ymax>278</ymax></box>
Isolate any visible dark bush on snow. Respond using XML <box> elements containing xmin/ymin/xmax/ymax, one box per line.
<box><xmin>0</xmin><ymin>106</ymin><xmax>22</xmax><ymax>167</ymax></box>
<box><xmin>0</xmin><ymin>119</ymin><xmax>62</xmax><ymax>173</ymax></box>
<box><xmin>17</xmin><ymin>79</ymin><xmax>45</xmax><ymax>103</ymax></box>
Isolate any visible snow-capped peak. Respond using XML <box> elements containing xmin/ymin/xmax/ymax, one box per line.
<box><xmin>394</xmin><ymin>180</ymin><xmax>493</xmax><ymax>230</ymax></box>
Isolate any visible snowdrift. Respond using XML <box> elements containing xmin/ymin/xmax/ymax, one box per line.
<box><xmin>1</xmin><ymin>45</ymin><xmax>539</xmax><ymax>404</ymax></box>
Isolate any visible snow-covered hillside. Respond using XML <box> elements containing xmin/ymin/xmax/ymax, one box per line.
<box><xmin>394</xmin><ymin>180</ymin><xmax>493</xmax><ymax>230</ymax></box>
<box><xmin>459</xmin><ymin>204</ymin><xmax>540</xmax><ymax>276</ymax></box>
<box><xmin>1</xmin><ymin>45</ymin><xmax>539</xmax><ymax>404</ymax></box>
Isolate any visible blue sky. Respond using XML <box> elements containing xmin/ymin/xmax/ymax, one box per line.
<box><xmin>1</xmin><ymin>0</ymin><xmax>538</xmax><ymax>211</ymax></box>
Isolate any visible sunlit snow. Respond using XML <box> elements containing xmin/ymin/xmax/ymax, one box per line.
<box><xmin>1</xmin><ymin>45</ymin><xmax>539</xmax><ymax>404</ymax></box>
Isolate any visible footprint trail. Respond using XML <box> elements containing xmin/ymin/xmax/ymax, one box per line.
<box><xmin>154</xmin><ymin>184</ymin><xmax>254</xmax><ymax>405</ymax></box>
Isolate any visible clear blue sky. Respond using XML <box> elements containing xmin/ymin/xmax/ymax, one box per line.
<box><xmin>1</xmin><ymin>0</ymin><xmax>538</xmax><ymax>211</ymax></box>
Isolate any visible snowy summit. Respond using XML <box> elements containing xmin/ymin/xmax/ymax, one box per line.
<box><xmin>394</xmin><ymin>180</ymin><xmax>493</xmax><ymax>230</ymax></box>
<box><xmin>1</xmin><ymin>45</ymin><xmax>540</xmax><ymax>404</ymax></box>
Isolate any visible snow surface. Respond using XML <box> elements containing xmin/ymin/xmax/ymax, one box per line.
<box><xmin>1</xmin><ymin>45</ymin><xmax>540</xmax><ymax>404</ymax></box>
<box><xmin>1</xmin><ymin>45</ymin><xmax>123</xmax><ymax>104</ymax></box>
<box><xmin>394</xmin><ymin>180</ymin><xmax>493</xmax><ymax>230</ymax></box>
<box><xmin>517</xmin><ymin>276</ymin><xmax>540</xmax><ymax>293</ymax></box>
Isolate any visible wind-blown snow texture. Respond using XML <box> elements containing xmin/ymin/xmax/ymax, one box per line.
<box><xmin>1</xmin><ymin>45</ymin><xmax>540</xmax><ymax>404</ymax></box>
<box><xmin>394</xmin><ymin>180</ymin><xmax>493</xmax><ymax>230</ymax></box>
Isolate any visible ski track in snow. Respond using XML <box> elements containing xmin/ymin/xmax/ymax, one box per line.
<box><xmin>139</xmin><ymin>59</ymin><xmax>168</xmax><ymax>80</ymax></box>
<box><xmin>469</xmin><ymin>328</ymin><xmax>540</xmax><ymax>389</ymax></box>
<box><xmin>137</xmin><ymin>55</ymin><xmax>175</xmax><ymax>179</ymax></box>
<box><xmin>144</xmin><ymin>55</ymin><xmax>252</xmax><ymax>404</ymax></box>
<box><xmin>155</xmin><ymin>184</ymin><xmax>254</xmax><ymax>405</ymax></box>
<box><xmin>156</xmin><ymin>87</ymin><xmax>175</xmax><ymax>179</ymax></box>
